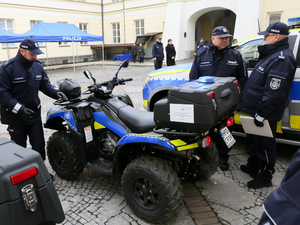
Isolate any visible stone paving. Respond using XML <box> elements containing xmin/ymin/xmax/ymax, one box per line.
<box><xmin>0</xmin><ymin>59</ymin><xmax>298</xmax><ymax>225</ymax></box>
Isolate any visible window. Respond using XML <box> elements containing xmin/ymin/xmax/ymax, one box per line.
<box><xmin>112</xmin><ymin>23</ymin><xmax>120</xmax><ymax>44</ymax></box>
<box><xmin>0</xmin><ymin>19</ymin><xmax>15</xmax><ymax>47</ymax></box>
<box><xmin>111</xmin><ymin>0</ymin><xmax>119</xmax><ymax>2</ymax></box>
<box><xmin>135</xmin><ymin>20</ymin><xmax>144</xmax><ymax>38</ymax></box>
<box><xmin>79</xmin><ymin>23</ymin><xmax>88</xmax><ymax>45</ymax></box>
<box><xmin>268</xmin><ymin>13</ymin><xmax>282</xmax><ymax>26</ymax></box>
<box><xmin>30</xmin><ymin>20</ymin><xmax>44</xmax><ymax>46</ymax></box>
<box><xmin>236</xmin><ymin>38</ymin><xmax>265</xmax><ymax>69</ymax></box>
<box><xmin>58</xmin><ymin>22</ymin><xmax>69</xmax><ymax>46</ymax></box>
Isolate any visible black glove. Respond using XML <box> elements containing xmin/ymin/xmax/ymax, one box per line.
<box><xmin>254</xmin><ymin>114</ymin><xmax>264</xmax><ymax>127</ymax></box>
<box><xmin>20</xmin><ymin>108</ymin><xmax>34</xmax><ymax>121</ymax></box>
<box><xmin>56</xmin><ymin>91</ymin><xmax>68</xmax><ymax>101</ymax></box>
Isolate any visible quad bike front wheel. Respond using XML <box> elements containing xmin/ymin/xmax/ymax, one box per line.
<box><xmin>47</xmin><ymin>131</ymin><xmax>83</xmax><ymax>180</ymax></box>
<box><xmin>121</xmin><ymin>156</ymin><xmax>182</xmax><ymax>224</ymax></box>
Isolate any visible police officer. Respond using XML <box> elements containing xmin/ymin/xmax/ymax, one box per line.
<box><xmin>0</xmin><ymin>38</ymin><xmax>68</xmax><ymax>160</ymax></box>
<box><xmin>131</xmin><ymin>43</ymin><xmax>137</xmax><ymax>63</ymax></box>
<box><xmin>239</xmin><ymin>22</ymin><xmax>296</xmax><ymax>189</ymax></box>
<box><xmin>189</xmin><ymin>26</ymin><xmax>247</xmax><ymax>171</ymax></box>
<box><xmin>152</xmin><ymin>36</ymin><xmax>164</xmax><ymax>70</ymax></box>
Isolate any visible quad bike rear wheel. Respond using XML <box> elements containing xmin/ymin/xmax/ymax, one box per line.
<box><xmin>47</xmin><ymin>131</ymin><xmax>83</xmax><ymax>180</ymax></box>
<box><xmin>121</xmin><ymin>156</ymin><xmax>182</xmax><ymax>224</ymax></box>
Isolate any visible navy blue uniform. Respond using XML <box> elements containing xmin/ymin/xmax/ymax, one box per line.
<box><xmin>258</xmin><ymin>148</ymin><xmax>300</xmax><ymax>225</ymax></box>
<box><xmin>152</xmin><ymin>41</ymin><xmax>164</xmax><ymax>70</ymax></box>
<box><xmin>240</xmin><ymin>38</ymin><xmax>296</xmax><ymax>181</ymax></box>
<box><xmin>189</xmin><ymin>43</ymin><xmax>247</xmax><ymax>163</ymax></box>
<box><xmin>0</xmin><ymin>51</ymin><xmax>59</xmax><ymax>160</ymax></box>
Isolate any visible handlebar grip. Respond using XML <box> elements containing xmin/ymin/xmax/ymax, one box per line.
<box><xmin>123</xmin><ymin>78</ymin><xmax>133</xmax><ymax>82</ymax></box>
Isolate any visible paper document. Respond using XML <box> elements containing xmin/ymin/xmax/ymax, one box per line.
<box><xmin>240</xmin><ymin>116</ymin><xmax>273</xmax><ymax>138</ymax></box>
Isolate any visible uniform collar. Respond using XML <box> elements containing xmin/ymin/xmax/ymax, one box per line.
<box><xmin>15</xmin><ymin>50</ymin><xmax>34</xmax><ymax>69</ymax></box>
<box><xmin>258</xmin><ymin>38</ymin><xmax>289</xmax><ymax>59</ymax></box>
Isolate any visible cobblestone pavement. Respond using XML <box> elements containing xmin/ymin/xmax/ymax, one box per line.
<box><xmin>0</xmin><ymin>59</ymin><xmax>298</xmax><ymax>225</ymax></box>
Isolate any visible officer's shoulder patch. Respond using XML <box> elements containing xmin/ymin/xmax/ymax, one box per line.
<box><xmin>1</xmin><ymin>58</ymin><xmax>14</xmax><ymax>68</ymax></box>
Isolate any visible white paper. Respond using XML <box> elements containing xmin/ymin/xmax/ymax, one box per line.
<box><xmin>84</xmin><ymin>126</ymin><xmax>93</xmax><ymax>143</ymax></box>
<box><xmin>170</xmin><ymin>104</ymin><xmax>194</xmax><ymax>123</ymax></box>
<box><xmin>240</xmin><ymin>116</ymin><xmax>273</xmax><ymax>138</ymax></box>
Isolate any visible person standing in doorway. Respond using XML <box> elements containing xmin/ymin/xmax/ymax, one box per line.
<box><xmin>152</xmin><ymin>36</ymin><xmax>164</xmax><ymax>70</ymax></box>
<box><xmin>131</xmin><ymin>43</ymin><xmax>137</xmax><ymax>63</ymax></box>
<box><xmin>166</xmin><ymin>39</ymin><xmax>176</xmax><ymax>66</ymax></box>
<box><xmin>0</xmin><ymin>38</ymin><xmax>68</xmax><ymax>161</ymax></box>
<box><xmin>138</xmin><ymin>43</ymin><xmax>145</xmax><ymax>63</ymax></box>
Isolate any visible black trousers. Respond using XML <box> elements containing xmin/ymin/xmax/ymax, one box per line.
<box><xmin>245</xmin><ymin>120</ymin><xmax>277</xmax><ymax>181</ymax></box>
<box><xmin>7</xmin><ymin>119</ymin><xmax>45</xmax><ymax>160</ymax></box>
<box><xmin>139</xmin><ymin>57</ymin><xmax>144</xmax><ymax>63</ymax></box>
<box><xmin>154</xmin><ymin>60</ymin><xmax>162</xmax><ymax>70</ymax></box>
<box><xmin>132</xmin><ymin>55</ymin><xmax>137</xmax><ymax>62</ymax></box>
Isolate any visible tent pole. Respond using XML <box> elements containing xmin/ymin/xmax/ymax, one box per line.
<box><xmin>46</xmin><ymin>42</ymin><xmax>49</xmax><ymax>70</ymax></box>
<box><xmin>76</xmin><ymin>42</ymin><xmax>79</xmax><ymax>68</ymax></box>
<box><xmin>102</xmin><ymin>41</ymin><xmax>104</xmax><ymax>67</ymax></box>
<box><xmin>72</xmin><ymin>41</ymin><xmax>75</xmax><ymax>73</ymax></box>
<box><xmin>6</xmin><ymin>43</ymin><xmax>10</xmax><ymax>59</ymax></box>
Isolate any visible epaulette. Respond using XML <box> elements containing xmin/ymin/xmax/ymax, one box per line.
<box><xmin>1</xmin><ymin>58</ymin><xmax>14</xmax><ymax>68</ymax></box>
<box><xmin>278</xmin><ymin>51</ymin><xmax>285</xmax><ymax>60</ymax></box>
<box><xmin>35</xmin><ymin>59</ymin><xmax>43</xmax><ymax>64</ymax></box>
<box><xmin>195</xmin><ymin>46</ymin><xmax>208</xmax><ymax>57</ymax></box>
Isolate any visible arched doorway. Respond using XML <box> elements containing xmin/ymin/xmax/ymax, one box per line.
<box><xmin>195</xmin><ymin>9</ymin><xmax>236</xmax><ymax>49</ymax></box>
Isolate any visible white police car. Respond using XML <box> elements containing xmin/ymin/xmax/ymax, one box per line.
<box><xmin>142</xmin><ymin>27</ymin><xmax>300</xmax><ymax>146</ymax></box>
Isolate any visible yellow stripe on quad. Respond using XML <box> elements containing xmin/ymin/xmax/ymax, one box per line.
<box><xmin>290</xmin><ymin>115</ymin><xmax>300</xmax><ymax>130</ymax></box>
<box><xmin>170</xmin><ymin>139</ymin><xmax>199</xmax><ymax>151</ymax></box>
<box><xmin>94</xmin><ymin>121</ymin><xmax>106</xmax><ymax>130</ymax></box>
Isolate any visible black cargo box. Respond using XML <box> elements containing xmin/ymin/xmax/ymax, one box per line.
<box><xmin>0</xmin><ymin>138</ymin><xmax>65</xmax><ymax>225</ymax></box>
<box><xmin>154</xmin><ymin>77</ymin><xmax>240</xmax><ymax>133</ymax></box>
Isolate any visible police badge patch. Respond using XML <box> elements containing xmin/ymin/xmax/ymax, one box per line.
<box><xmin>270</xmin><ymin>78</ymin><xmax>281</xmax><ymax>90</ymax></box>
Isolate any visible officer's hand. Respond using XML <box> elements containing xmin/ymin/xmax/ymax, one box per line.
<box><xmin>254</xmin><ymin>114</ymin><xmax>264</xmax><ymax>127</ymax></box>
<box><xmin>21</xmin><ymin>108</ymin><xmax>34</xmax><ymax>121</ymax></box>
<box><xmin>56</xmin><ymin>91</ymin><xmax>68</xmax><ymax>101</ymax></box>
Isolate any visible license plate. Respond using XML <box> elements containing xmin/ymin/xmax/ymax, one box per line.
<box><xmin>219</xmin><ymin>127</ymin><xmax>236</xmax><ymax>148</ymax></box>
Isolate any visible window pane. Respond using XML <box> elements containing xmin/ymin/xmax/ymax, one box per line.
<box><xmin>0</xmin><ymin>19</ymin><xmax>5</xmax><ymax>28</ymax></box>
<box><xmin>269</xmin><ymin>13</ymin><xmax>281</xmax><ymax>25</ymax></box>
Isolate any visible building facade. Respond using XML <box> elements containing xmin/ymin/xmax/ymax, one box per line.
<box><xmin>0</xmin><ymin>0</ymin><xmax>299</xmax><ymax>63</ymax></box>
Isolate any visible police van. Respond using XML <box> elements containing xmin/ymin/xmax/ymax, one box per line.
<box><xmin>142</xmin><ymin>26</ymin><xmax>300</xmax><ymax>146</ymax></box>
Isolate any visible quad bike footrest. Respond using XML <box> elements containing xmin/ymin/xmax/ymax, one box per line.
<box><xmin>87</xmin><ymin>158</ymin><xmax>113</xmax><ymax>175</ymax></box>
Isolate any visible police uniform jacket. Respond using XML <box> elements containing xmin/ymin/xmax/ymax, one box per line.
<box><xmin>152</xmin><ymin>41</ymin><xmax>164</xmax><ymax>60</ymax></box>
<box><xmin>189</xmin><ymin>43</ymin><xmax>247</xmax><ymax>90</ymax></box>
<box><xmin>0</xmin><ymin>51</ymin><xmax>59</xmax><ymax>125</ymax></box>
<box><xmin>262</xmin><ymin>148</ymin><xmax>300</xmax><ymax>224</ymax></box>
<box><xmin>240</xmin><ymin>38</ymin><xmax>296</xmax><ymax>121</ymax></box>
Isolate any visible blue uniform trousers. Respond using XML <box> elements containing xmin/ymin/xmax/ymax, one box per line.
<box><xmin>7</xmin><ymin>119</ymin><xmax>45</xmax><ymax>160</ymax></box>
<box><xmin>245</xmin><ymin>120</ymin><xmax>277</xmax><ymax>181</ymax></box>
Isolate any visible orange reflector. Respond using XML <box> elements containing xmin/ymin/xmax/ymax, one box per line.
<box><xmin>209</xmin><ymin>92</ymin><xmax>215</xmax><ymax>98</ymax></box>
<box><xmin>10</xmin><ymin>167</ymin><xmax>38</xmax><ymax>186</ymax></box>
<box><xmin>227</xmin><ymin>117</ymin><xmax>234</xmax><ymax>127</ymax></box>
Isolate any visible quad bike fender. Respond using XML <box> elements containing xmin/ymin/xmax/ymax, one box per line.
<box><xmin>45</xmin><ymin>108</ymin><xmax>77</xmax><ymax>131</ymax></box>
<box><xmin>45</xmin><ymin>108</ymin><xmax>88</xmax><ymax>165</ymax></box>
<box><xmin>117</xmin><ymin>133</ymin><xmax>175</xmax><ymax>150</ymax></box>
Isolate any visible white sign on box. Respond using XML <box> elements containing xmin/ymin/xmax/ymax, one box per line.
<box><xmin>170</xmin><ymin>104</ymin><xmax>194</xmax><ymax>123</ymax></box>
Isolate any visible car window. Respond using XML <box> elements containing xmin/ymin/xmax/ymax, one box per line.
<box><xmin>236</xmin><ymin>38</ymin><xmax>264</xmax><ymax>69</ymax></box>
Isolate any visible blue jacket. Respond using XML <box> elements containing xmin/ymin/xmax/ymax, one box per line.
<box><xmin>261</xmin><ymin>148</ymin><xmax>300</xmax><ymax>224</ymax></box>
<box><xmin>189</xmin><ymin>43</ymin><xmax>247</xmax><ymax>90</ymax></box>
<box><xmin>240</xmin><ymin>38</ymin><xmax>296</xmax><ymax>121</ymax></box>
<box><xmin>152</xmin><ymin>41</ymin><xmax>164</xmax><ymax>60</ymax></box>
<box><xmin>0</xmin><ymin>51</ymin><xmax>59</xmax><ymax>125</ymax></box>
